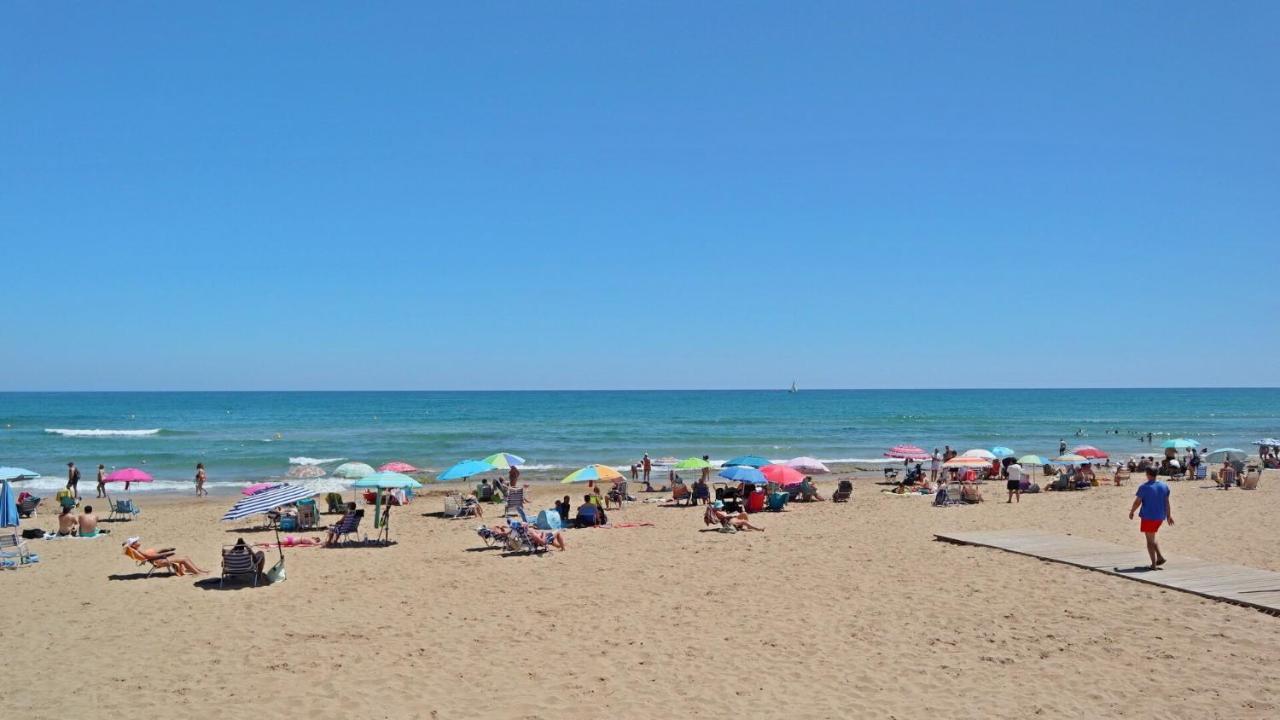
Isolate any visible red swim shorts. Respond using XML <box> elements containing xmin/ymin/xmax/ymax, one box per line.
<box><xmin>1140</xmin><ymin>519</ymin><xmax>1163</xmax><ymax>534</ymax></box>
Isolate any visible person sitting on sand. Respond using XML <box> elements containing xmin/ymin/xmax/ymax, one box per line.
<box><xmin>575</xmin><ymin>495</ymin><xmax>601</xmax><ymax>527</ymax></box>
<box><xmin>799</xmin><ymin>476</ymin><xmax>824</xmax><ymax>501</ymax></box>
<box><xmin>604</xmin><ymin>478</ymin><xmax>625</xmax><ymax>510</ymax></box>
<box><xmin>125</xmin><ymin>538</ymin><xmax>208</xmax><ymax>575</ymax></box>
<box><xmin>703</xmin><ymin>501</ymin><xmax>765</xmax><ymax>531</ymax></box>
<box><xmin>555</xmin><ymin>495</ymin><xmax>572</xmax><ymax>524</ymax></box>
<box><xmin>228</xmin><ymin>537</ymin><xmax>266</xmax><ymax>576</ymax></box>
<box><xmin>325</xmin><ymin>502</ymin><xmax>363</xmax><ymax>545</ymax></box>
<box><xmin>78</xmin><ymin>505</ymin><xmax>105</xmax><ymax>537</ymax></box>
<box><xmin>690</xmin><ymin>476</ymin><xmax>710</xmax><ymax>506</ymax></box>
<box><xmin>57</xmin><ymin>504</ymin><xmax>79</xmax><ymax>536</ymax></box>
<box><xmin>1220</xmin><ymin>461</ymin><xmax>1237</xmax><ymax>489</ymax></box>
<box><xmin>960</xmin><ymin>482</ymin><xmax>983</xmax><ymax>504</ymax></box>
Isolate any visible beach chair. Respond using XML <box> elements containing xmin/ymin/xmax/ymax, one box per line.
<box><xmin>332</xmin><ymin>513</ymin><xmax>363</xmax><ymax>545</ymax></box>
<box><xmin>220</xmin><ymin>546</ymin><xmax>261</xmax><ymax>588</ymax></box>
<box><xmin>608</xmin><ymin>481</ymin><xmax>628</xmax><ymax>508</ymax></box>
<box><xmin>0</xmin><ymin>532</ymin><xmax>32</xmax><ymax>563</ymax></box>
<box><xmin>883</xmin><ymin>467</ymin><xmax>899</xmax><ymax>481</ymax></box>
<box><xmin>124</xmin><ymin>544</ymin><xmax>177</xmax><ymax>577</ymax></box>
<box><xmin>832</xmin><ymin>479</ymin><xmax>853</xmax><ymax>502</ymax></box>
<box><xmin>475</xmin><ymin>524</ymin><xmax>521</xmax><ymax>551</ymax></box>
<box><xmin>476</xmin><ymin>483</ymin><xmax>495</xmax><ymax>503</ymax></box>
<box><xmin>720</xmin><ymin>486</ymin><xmax>742</xmax><ymax>513</ymax></box>
<box><xmin>17</xmin><ymin>495</ymin><xmax>41</xmax><ymax>518</ymax></box>
<box><xmin>108</xmin><ymin>498</ymin><xmax>140</xmax><ymax>521</ymax></box>
<box><xmin>296</xmin><ymin>499</ymin><xmax>319</xmax><ymax>529</ymax></box>
<box><xmin>503</xmin><ymin>487</ymin><xmax>526</xmax><ymax>519</ymax></box>
<box><xmin>58</xmin><ymin>494</ymin><xmax>78</xmax><ymax>512</ymax></box>
<box><xmin>443</xmin><ymin>493</ymin><xmax>464</xmax><ymax>518</ymax></box>
<box><xmin>1194</xmin><ymin>465</ymin><xmax>1208</xmax><ymax>482</ymax></box>
<box><xmin>325</xmin><ymin>493</ymin><xmax>346</xmax><ymax>514</ymax></box>
<box><xmin>1241</xmin><ymin>469</ymin><xmax>1261</xmax><ymax>490</ymax></box>
<box><xmin>505</xmin><ymin>520</ymin><xmax>548</xmax><ymax>554</ymax></box>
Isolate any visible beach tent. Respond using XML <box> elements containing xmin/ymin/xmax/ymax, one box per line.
<box><xmin>1205</xmin><ymin>448</ymin><xmax>1247</xmax><ymax>463</ymax></box>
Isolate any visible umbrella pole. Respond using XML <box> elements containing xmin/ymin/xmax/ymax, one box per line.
<box><xmin>375</xmin><ymin>491</ymin><xmax>382</xmax><ymax>529</ymax></box>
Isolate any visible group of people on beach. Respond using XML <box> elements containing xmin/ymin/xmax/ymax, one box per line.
<box><xmin>61</xmin><ymin>460</ymin><xmax>208</xmax><ymax>499</ymax></box>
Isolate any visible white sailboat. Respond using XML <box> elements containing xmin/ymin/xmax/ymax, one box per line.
<box><xmin>789</xmin><ymin>380</ymin><xmax>798</xmax><ymax>394</ymax></box>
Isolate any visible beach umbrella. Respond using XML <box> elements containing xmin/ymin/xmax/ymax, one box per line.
<box><xmin>0</xmin><ymin>467</ymin><xmax>40</xmax><ymax>481</ymax></box>
<box><xmin>722</xmin><ymin>455</ymin><xmax>771</xmax><ymax>468</ymax></box>
<box><xmin>438</xmin><ymin>459</ymin><xmax>496</xmax><ymax>482</ymax></box>
<box><xmin>674</xmin><ymin>457</ymin><xmax>712</xmax><ymax>470</ymax></box>
<box><xmin>989</xmin><ymin>447</ymin><xmax>1016</xmax><ymax>459</ymax></box>
<box><xmin>1</xmin><ymin>479</ymin><xmax>18</xmax><ymax>528</ymax></box>
<box><xmin>353</xmin><ymin>472</ymin><xmax>424</xmax><ymax>537</ymax></box>
<box><xmin>961</xmin><ymin>449</ymin><xmax>996</xmax><ymax>461</ymax></box>
<box><xmin>759</xmin><ymin>464</ymin><xmax>806</xmax><ymax>486</ymax></box>
<box><xmin>333</xmin><ymin>462</ymin><xmax>376</xmax><ymax>479</ymax></box>
<box><xmin>943</xmin><ymin>456</ymin><xmax>989</xmax><ymax>468</ymax></box>
<box><xmin>378</xmin><ymin>461</ymin><xmax>420</xmax><ymax>474</ymax></box>
<box><xmin>1205</xmin><ymin>448</ymin><xmax>1247</xmax><ymax>463</ymax></box>
<box><xmin>102</xmin><ymin>468</ymin><xmax>153</xmax><ymax>500</ymax></box>
<box><xmin>884</xmin><ymin>445</ymin><xmax>930</xmax><ymax>461</ymax></box>
<box><xmin>1052</xmin><ymin>454</ymin><xmax>1090</xmax><ymax>465</ymax></box>
<box><xmin>1160</xmin><ymin>438</ymin><xmax>1200</xmax><ymax>450</ymax></box>
<box><xmin>1017</xmin><ymin>454</ymin><xmax>1049</xmax><ymax>467</ymax></box>
<box><xmin>718</xmin><ymin>466</ymin><xmax>767</xmax><ymax>484</ymax></box>
<box><xmin>561</xmin><ymin>464</ymin><xmax>624</xmax><ymax>484</ymax></box>
<box><xmin>243</xmin><ymin>482</ymin><xmax>281</xmax><ymax>496</ymax></box>
<box><xmin>286</xmin><ymin>465</ymin><xmax>325</xmax><ymax>479</ymax></box>
<box><xmin>481</xmin><ymin>453</ymin><xmax>525</xmax><ymax>470</ymax></box>
<box><xmin>786</xmin><ymin>457</ymin><xmax>830</xmax><ymax>474</ymax></box>
<box><xmin>221</xmin><ymin>482</ymin><xmax>317</xmax><ymax>580</ymax></box>
<box><xmin>1072</xmin><ymin>446</ymin><xmax>1108</xmax><ymax>460</ymax></box>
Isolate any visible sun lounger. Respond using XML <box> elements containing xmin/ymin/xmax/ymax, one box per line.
<box><xmin>832</xmin><ymin>479</ymin><xmax>853</xmax><ymax>502</ymax></box>
<box><xmin>18</xmin><ymin>495</ymin><xmax>41</xmax><ymax>518</ymax></box>
<box><xmin>108</xmin><ymin>498</ymin><xmax>140</xmax><ymax>522</ymax></box>
<box><xmin>220</xmin><ymin>546</ymin><xmax>262</xmax><ymax>588</ymax></box>
<box><xmin>124</xmin><ymin>544</ymin><xmax>177</xmax><ymax>577</ymax></box>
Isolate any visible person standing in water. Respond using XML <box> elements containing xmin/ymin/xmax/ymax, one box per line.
<box><xmin>66</xmin><ymin>462</ymin><xmax>81</xmax><ymax>499</ymax></box>
<box><xmin>642</xmin><ymin>453</ymin><xmax>652</xmax><ymax>486</ymax></box>
<box><xmin>96</xmin><ymin>464</ymin><xmax>107</xmax><ymax>498</ymax></box>
<box><xmin>194</xmin><ymin>462</ymin><xmax>208</xmax><ymax>497</ymax></box>
<box><xmin>1130</xmin><ymin>468</ymin><xmax>1173</xmax><ymax>570</ymax></box>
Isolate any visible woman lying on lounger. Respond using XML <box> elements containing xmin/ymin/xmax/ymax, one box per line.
<box><xmin>704</xmin><ymin>501</ymin><xmax>765</xmax><ymax>531</ymax></box>
<box><xmin>125</xmin><ymin>538</ymin><xmax>209</xmax><ymax>575</ymax></box>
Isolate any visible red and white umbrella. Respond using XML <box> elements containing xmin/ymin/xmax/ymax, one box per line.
<box><xmin>1072</xmin><ymin>446</ymin><xmax>1108</xmax><ymax>460</ymax></box>
<box><xmin>884</xmin><ymin>445</ymin><xmax>930</xmax><ymax>461</ymax></box>
<box><xmin>379</xmin><ymin>461</ymin><xmax>419</xmax><ymax>474</ymax></box>
<box><xmin>943</xmin><ymin>455</ymin><xmax>990</xmax><ymax>468</ymax></box>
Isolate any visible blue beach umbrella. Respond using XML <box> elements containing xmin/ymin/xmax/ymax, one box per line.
<box><xmin>718</xmin><ymin>466</ymin><xmax>767</xmax><ymax>484</ymax></box>
<box><xmin>482</xmin><ymin>453</ymin><xmax>525</xmax><ymax>469</ymax></box>
<box><xmin>0</xmin><ymin>467</ymin><xmax>40</xmax><ymax>481</ymax></box>
<box><xmin>438</xmin><ymin>460</ymin><xmax>496</xmax><ymax>482</ymax></box>
<box><xmin>990</xmin><ymin>447</ymin><xmax>1015</xmax><ymax>459</ymax></box>
<box><xmin>1</xmin><ymin>479</ymin><xmax>18</xmax><ymax>528</ymax></box>
<box><xmin>1161</xmin><ymin>438</ymin><xmax>1200</xmax><ymax>450</ymax></box>
<box><xmin>1205</xmin><ymin>448</ymin><xmax>1247</xmax><ymax>463</ymax></box>
<box><xmin>722</xmin><ymin>455</ymin><xmax>771</xmax><ymax>468</ymax></box>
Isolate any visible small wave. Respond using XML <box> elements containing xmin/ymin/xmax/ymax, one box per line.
<box><xmin>45</xmin><ymin>428</ymin><xmax>163</xmax><ymax>438</ymax></box>
<box><xmin>288</xmin><ymin>457</ymin><xmax>346</xmax><ymax>466</ymax></box>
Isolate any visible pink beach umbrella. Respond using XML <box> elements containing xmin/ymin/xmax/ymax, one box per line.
<box><xmin>884</xmin><ymin>445</ymin><xmax>930</xmax><ymax>461</ymax></box>
<box><xmin>102</xmin><ymin>467</ymin><xmax>153</xmax><ymax>498</ymax></box>
<box><xmin>379</xmin><ymin>461</ymin><xmax>419</xmax><ymax>474</ymax></box>
<box><xmin>1072</xmin><ymin>446</ymin><xmax>1108</xmax><ymax>460</ymax></box>
<box><xmin>759</xmin><ymin>464</ymin><xmax>807</xmax><ymax>486</ymax></box>
<box><xmin>243</xmin><ymin>482</ymin><xmax>281</xmax><ymax>496</ymax></box>
<box><xmin>786</xmin><ymin>457</ymin><xmax>830</xmax><ymax>474</ymax></box>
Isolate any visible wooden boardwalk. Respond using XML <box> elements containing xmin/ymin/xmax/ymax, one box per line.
<box><xmin>935</xmin><ymin>529</ymin><xmax>1280</xmax><ymax>615</ymax></box>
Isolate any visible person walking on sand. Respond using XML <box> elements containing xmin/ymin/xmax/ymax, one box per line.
<box><xmin>66</xmin><ymin>462</ymin><xmax>81</xmax><ymax>499</ymax></box>
<box><xmin>642</xmin><ymin>453</ymin><xmax>652</xmax><ymax>486</ymax></box>
<box><xmin>930</xmin><ymin>449</ymin><xmax>940</xmax><ymax>483</ymax></box>
<box><xmin>95</xmin><ymin>464</ymin><xmax>107</xmax><ymax>498</ymax></box>
<box><xmin>1129</xmin><ymin>468</ymin><xmax>1173</xmax><ymax>570</ymax></box>
<box><xmin>1005</xmin><ymin>460</ymin><xmax>1023</xmax><ymax>504</ymax></box>
<box><xmin>194</xmin><ymin>462</ymin><xmax>207</xmax><ymax>497</ymax></box>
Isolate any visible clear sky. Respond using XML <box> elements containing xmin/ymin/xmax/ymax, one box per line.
<box><xmin>2</xmin><ymin>2</ymin><xmax>1277</xmax><ymax>390</ymax></box>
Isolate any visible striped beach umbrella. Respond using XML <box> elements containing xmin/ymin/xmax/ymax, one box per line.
<box><xmin>943</xmin><ymin>455</ymin><xmax>990</xmax><ymax>468</ymax></box>
<box><xmin>481</xmin><ymin>453</ymin><xmax>525</xmax><ymax>469</ymax></box>
<box><xmin>722</xmin><ymin>455</ymin><xmax>771</xmax><ymax>468</ymax></box>
<box><xmin>561</xmin><ymin>464</ymin><xmax>624</xmax><ymax>484</ymax></box>
<box><xmin>786</xmin><ymin>457</ymin><xmax>830</xmax><ymax>474</ymax></box>
<box><xmin>221</xmin><ymin>483</ymin><xmax>315</xmax><ymax>521</ymax></box>
<box><xmin>961</xmin><ymin>449</ymin><xmax>996</xmax><ymax>461</ymax></box>
<box><xmin>884</xmin><ymin>445</ymin><xmax>930</xmax><ymax>461</ymax></box>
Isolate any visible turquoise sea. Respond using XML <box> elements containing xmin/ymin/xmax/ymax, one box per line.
<box><xmin>2</xmin><ymin>389</ymin><xmax>1276</xmax><ymax>493</ymax></box>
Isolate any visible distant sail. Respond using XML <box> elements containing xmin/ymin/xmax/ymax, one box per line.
<box><xmin>789</xmin><ymin>381</ymin><xmax>798</xmax><ymax>393</ymax></box>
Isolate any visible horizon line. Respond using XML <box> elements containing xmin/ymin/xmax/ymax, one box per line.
<box><xmin>1</xmin><ymin>386</ymin><xmax>1277</xmax><ymax>393</ymax></box>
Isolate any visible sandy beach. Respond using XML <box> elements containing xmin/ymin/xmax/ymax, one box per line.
<box><xmin>3</xmin><ymin>472</ymin><xmax>1278</xmax><ymax>720</ymax></box>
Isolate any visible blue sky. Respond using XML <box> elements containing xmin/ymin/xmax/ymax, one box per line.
<box><xmin>2</xmin><ymin>2</ymin><xmax>1277</xmax><ymax>390</ymax></box>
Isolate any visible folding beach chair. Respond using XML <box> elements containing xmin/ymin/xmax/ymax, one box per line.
<box><xmin>18</xmin><ymin>495</ymin><xmax>41</xmax><ymax>518</ymax></box>
<box><xmin>124</xmin><ymin>544</ymin><xmax>177</xmax><ymax>577</ymax></box>
<box><xmin>108</xmin><ymin>498</ymin><xmax>140</xmax><ymax>521</ymax></box>
<box><xmin>296</xmin><ymin>499</ymin><xmax>319</xmax><ymax>529</ymax></box>
<box><xmin>0</xmin><ymin>532</ymin><xmax>33</xmax><ymax>563</ymax></box>
<box><xmin>505</xmin><ymin>520</ymin><xmax>548</xmax><ymax>555</ymax></box>
<box><xmin>220</xmin><ymin>546</ymin><xmax>261</xmax><ymax>588</ymax></box>
<box><xmin>331</xmin><ymin>513</ymin><xmax>364</xmax><ymax>545</ymax></box>
<box><xmin>325</xmin><ymin>493</ymin><xmax>346</xmax><ymax>514</ymax></box>
<box><xmin>503</xmin><ymin>486</ymin><xmax>527</xmax><ymax>520</ymax></box>
<box><xmin>443</xmin><ymin>493</ymin><xmax>463</xmax><ymax>518</ymax></box>
<box><xmin>832</xmin><ymin>479</ymin><xmax>853</xmax><ymax>502</ymax></box>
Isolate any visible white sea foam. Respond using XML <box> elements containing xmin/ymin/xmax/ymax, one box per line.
<box><xmin>288</xmin><ymin>457</ymin><xmax>346</xmax><ymax>466</ymax></box>
<box><xmin>45</xmin><ymin>428</ymin><xmax>162</xmax><ymax>437</ymax></box>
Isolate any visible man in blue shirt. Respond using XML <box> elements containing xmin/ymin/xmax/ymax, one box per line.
<box><xmin>1129</xmin><ymin>467</ymin><xmax>1174</xmax><ymax>570</ymax></box>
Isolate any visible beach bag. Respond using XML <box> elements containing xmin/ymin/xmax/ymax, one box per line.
<box><xmin>535</xmin><ymin>509</ymin><xmax>563</xmax><ymax>531</ymax></box>
<box><xmin>22</xmin><ymin>528</ymin><xmax>45</xmax><ymax>539</ymax></box>
<box><xmin>266</xmin><ymin>558</ymin><xmax>287</xmax><ymax>584</ymax></box>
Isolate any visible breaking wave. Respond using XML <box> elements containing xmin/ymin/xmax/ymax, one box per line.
<box><xmin>45</xmin><ymin>428</ymin><xmax>163</xmax><ymax>438</ymax></box>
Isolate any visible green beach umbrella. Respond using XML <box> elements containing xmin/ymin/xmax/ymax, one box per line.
<box><xmin>674</xmin><ymin>457</ymin><xmax>712</xmax><ymax>470</ymax></box>
<box><xmin>333</xmin><ymin>462</ymin><xmax>376</xmax><ymax>479</ymax></box>
<box><xmin>1017</xmin><ymin>455</ymin><xmax>1049</xmax><ymax>466</ymax></box>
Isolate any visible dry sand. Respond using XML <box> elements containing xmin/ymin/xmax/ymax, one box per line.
<box><xmin>4</xmin><ymin>472</ymin><xmax>1280</xmax><ymax>719</ymax></box>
